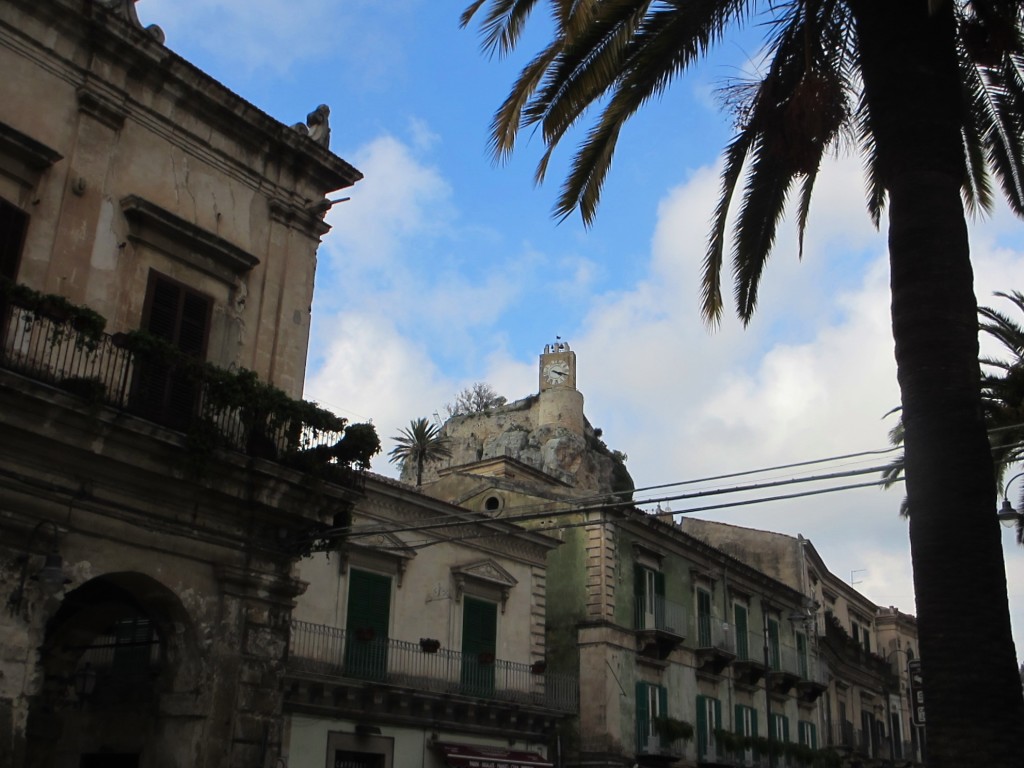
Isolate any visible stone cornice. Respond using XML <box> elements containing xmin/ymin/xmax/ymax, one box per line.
<box><xmin>121</xmin><ymin>195</ymin><xmax>260</xmax><ymax>284</ymax></box>
<box><xmin>0</xmin><ymin>120</ymin><xmax>62</xmax><ymax>188</ymax></box>
<box><xmin>2</xmin><ymin>0</ymin><xmax>363</xmax><ymax>197</ymax></box>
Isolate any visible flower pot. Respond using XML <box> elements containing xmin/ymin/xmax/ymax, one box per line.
<box><xmin>419</xmin><ymin>638</ymin><xmax>441</xmax><ymax>653</ymax></box>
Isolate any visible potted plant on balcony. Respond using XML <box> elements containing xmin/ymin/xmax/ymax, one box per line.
<box><xmin>477</xmin><ymin>651</ymin><xmax>495</xmax><ymax>665</ymax></box>
<box><xmin>654</xmin><ymin>716</ymin><xmax>694</xmax><ymax>745</ymax></box>
<box><xmin>530</xmin><ymin>660</ymin><xmax>547</xmax><ymax>675</ymax></box>
<box><xmin>419</xmin><ymin>638</ymin><xmax>441</xmax><ymax>653</ymax></box>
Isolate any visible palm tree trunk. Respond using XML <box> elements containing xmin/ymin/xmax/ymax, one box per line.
<box><xmin>851</xmin><ymin>3</ymin><xmax>1024</xmax><ymax>764</ymax></box>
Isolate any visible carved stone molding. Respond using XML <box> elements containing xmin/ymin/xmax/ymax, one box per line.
<box><xmin>339</xmin><ymin>532</ymin><xmax>416</xmax><ymax>587</ymax></box>
<box><xmin>121</xmin><ymin>195</ymin><xmax>259</xmax><ymax>284</ymax></box>
<box><xmin>452</xmin><ymin>559</ymin><xmax>518</xmax><ymax>613</ymax></box>
<box><xmin>0</xmin><ymin>121</ymin><xmax>62</xmax><ymax>189</ymax></box>
<box><xmin>77</xmin><ymin>83</ymin><xmax>128</xmax><ymax>131</ymax></box>
<box><xmin>98</xmin><ymin>0</ymin><xmax>166</xmax><ymax>44</ymax></box>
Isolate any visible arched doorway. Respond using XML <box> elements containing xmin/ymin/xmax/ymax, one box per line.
<box><xmin>25</xmin><ymin>573</ymin><xmax>199</xmax><ymax>768</ymax></box>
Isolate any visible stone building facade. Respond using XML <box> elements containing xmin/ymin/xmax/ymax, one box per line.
<box><xmin>0</xmin><ymin>2</ymin><xmax>364</xmax><ymax>766</ymax></box>
<box><xmin>282</xmin><ymin>474</ymin><xmax>574</xmax><ymax>768</ymax></box>
<box><xmin>416</xmin><ymin>344</ymin><xmax>922</xmax><ymax>768</ymax></box>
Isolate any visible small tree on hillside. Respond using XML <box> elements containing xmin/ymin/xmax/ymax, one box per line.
<box><xmin>445</xmin><ymin>382</ymin><xmax>507</xmax><ymax>417</ymax></box>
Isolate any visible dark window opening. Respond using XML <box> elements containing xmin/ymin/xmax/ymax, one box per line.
<box><xmin>484</xmin><ymin>495</ymin><xmax>500</xmax><ymax>512</ymax></box>
<box><xmin>130</xmin><ymin>271</ymin><xmax>211</xmax><ymax>430</ymax></box>
<box><xmin>0</xmin><ymin>198</ymin><xmax>28</xmax><ymax>342</ymax></box>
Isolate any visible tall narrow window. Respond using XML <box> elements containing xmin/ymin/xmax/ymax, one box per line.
<box><xmin>767</xmin><ymin>617</ymin><xmax>781</xmax><ymax>670</ymax></box>
<box><xmin>798</xmin><ymin>720</ymin><xmax>818</xmax><ymax>749</ymax></box>
<box><xmin>796</xmin><ymin>631</ymin><xmax>808</xmax><ymax>677</ymax></box>
<box><xmin>696</xmin><ymin>695</ymin><xmax>721</xmax><ymax>760</ymax></box>
<box><xmin>345</xmin><ymin>569</ymin><xmax>391</xmax><ymax>681</ymax></box>
<box><xmin>734</xmin><ymin>603</ymin><xmax>749</xmax><ymax>660</ymax></box>
<box><xmin>0</xmin><ymin>198</ymin><xmax>26</xmax><ymax>283</ymax></box>
<box><xmin>460</xmin><ymin>596</ymin><xmax>497</xmax><ymax>695</ymax></box>
<box><xmin>635</xmin><ymin>565</ymin><xmax>664</xmax><ymax>630</ymax></box>
<box><xmin>735</xmin><ymin>704</ymin><xmax>758</xmax><ymax>762</ymax></box>
<box><xmin>131</xmin><ymin>271</ymin><xmax>211</xmax><ymax>429</ymax></box>
<box><xmin>0</xmin><ymin>198</ymin><xmax>27</xmax><ymax>340</ymax></box>
<box><xmin>772</xmin><ymin>713</ymin><xmax>790</xmax><ymax>743</ymax></box>
<box><xmin>635</xmin><ymin>681</ymin><xmax>667</xmax><ymax>752</ymax></box>
<box><xmin>697</xmin><ymin>588</ymin><xmax>712</xmax><ymax>647</ymax></box>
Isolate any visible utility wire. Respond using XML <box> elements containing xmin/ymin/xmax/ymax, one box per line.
<box><xmin>343</xmin><ymin>461</ymin><xmax>897</xmax><ymax>541</ymax></box>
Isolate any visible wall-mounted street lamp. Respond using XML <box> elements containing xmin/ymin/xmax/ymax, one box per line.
<box><xmin>6</xmin><ymin>519</ymin><xmax>69</xmax><ymax>616</ymax></box>
<box><xmin>997</xmin><ymin>471</ymin><xmax>1024</xmax><ymax>528</ymax></box>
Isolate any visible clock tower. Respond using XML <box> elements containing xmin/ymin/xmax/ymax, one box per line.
<box><xmin>538</xmin><ymin>341</ymin><xmax>584</xmax><ymax>433</ymax></box>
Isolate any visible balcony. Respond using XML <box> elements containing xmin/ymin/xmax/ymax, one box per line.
<box><xmin>0</xmin><ymin>295</ymin><xmax>361</xmax><ymax>484</ymax></box>
<box><xmin>634</xmin><ymin>595</ymin><xmax>688</xmax><ymax>660</ymax></box>
<box><xmin>286</xmin><ymin>620</ymin><xmax>578</xmax><ymax>714</ymax></box>
<box><xmin>767</xmin><ymin>643</ymin><xmax>802</xmax><ymax>694</ymax></box>
<box><xmin>635</xmin><ymin>716</ymin><xmax>689</xmax><ymax>763</ymax></box>
<box><xmin>694</xmin><ymin>616</ymin><xmax>736</xmax><ymax>674</ymax></box>
<box><xmin>732</xmin><ymin>629</ymin><xmax>767</xmax><ymax>686</ymax></box>
<box><xmin>795</xmin><ymin>656</ymin><xmax>828</xmax><ymax>703</ymax></box>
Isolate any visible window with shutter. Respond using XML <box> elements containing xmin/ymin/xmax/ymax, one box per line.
<box><xmin>131</xmin><ymin>271</ymin><xmax>212</xmax><ymax>429</ymax></box>
<box><xmin>0</xmin><ymin>198</ymin><xmax>28</xmax><ymax>339</ymax></box>
<box><xmin>696</xmin><ymin>695</ymin><xmax>720</xmax><ymax>760</ymax></box>
<box><xmin>767</xmin><ymin>618</ymin><xmax>781</xmax><ymax>670</ymax></box>
<box><xmin>460</xmin><ymin>596</ymin><xmax>497</xmax><ymax>695</ymax></box>
<box><xmin>798</xmin><ymin>720</ymin><xmax>818</xmax><ymax>749</ymax></box>
<box><xmin>697</xmin><ymin>588</ymin><xmax>712</xmax><ymax>647</ymax></box>
<box><xmin>734</xmin><ymin>603</ymin><xmax>749</xmax><ymax>660</ymax></box>
<box><xmin>0</xmin><ymin>198</ymin><xmax>26</xmax><ymax>283</ymax></box>
<box><xmin>344</xmin><ymin>569</ymin><xmax>391</xmax><ymax>681</ymax></box>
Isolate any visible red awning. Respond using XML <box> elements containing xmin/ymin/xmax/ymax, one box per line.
<box><xmin>435</xmin><ymin>742</ymin><xmax>553</xmax><ymax>768</ymax></box>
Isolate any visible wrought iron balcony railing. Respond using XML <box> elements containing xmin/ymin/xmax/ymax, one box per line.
<box><xmin>286</xmin><ymin>620</ymin><xmax>578</xmax><ymax>713</ymax></box>
<box><xmin>0</xmin><ymin>299</ymin><xmax>348</xmax><ymax>466</ymax></box>
<box><xmin>634</xmin><ymin>594</ymin><xmax>689</xmax><ymax>636</ymax></box>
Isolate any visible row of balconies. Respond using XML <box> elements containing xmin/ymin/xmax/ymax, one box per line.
<box><xmin>824</xmin><ymin>719</ymin><xmax>918</xmax><ymax>762</ymax></box>
<box><xmin>634</xmin><ymin>596</ymin><xmax>828</xmax><ymax>697</ymax></box>
<box><xmin>286</xmin><ymin>619</ymin><xmax>579</xmax><ymax>713</ymax></box>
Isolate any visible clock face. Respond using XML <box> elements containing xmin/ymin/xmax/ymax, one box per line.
<box><xmin>544</xmin><ymin>361</ymin><xmax>570</xmax><ymax>385</ymax></box>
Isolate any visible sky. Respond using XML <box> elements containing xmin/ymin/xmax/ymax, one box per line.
<box><xmin>140</xmin><ymin>1</ymin><xmax>1024</xmax><ymax>662</ymax></box>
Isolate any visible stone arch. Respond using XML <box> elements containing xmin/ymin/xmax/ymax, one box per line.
<box><xmin>25</xmin><ymin>572</ymin><xmax>202</xmax><ymax>768</ymax></box>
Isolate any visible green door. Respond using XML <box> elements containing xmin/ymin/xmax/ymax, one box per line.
<box><xmin>460</xmin><ymin>597</ymin><xmax>497</xmax><ymax>695</ymax></box>
<box><xmin>734</xmin><ymin>603</ymin><xmax>749</xmax><ymax>660</ymax></box>
<box><xmin>697</xmin><ymin>589</ymin><xmax>712</xmax><ymax>647</ymax></box>
<box><xmin>345</xmin><ymin>569</ymin><xmax>391</xmax><ymax>680</ymax></box>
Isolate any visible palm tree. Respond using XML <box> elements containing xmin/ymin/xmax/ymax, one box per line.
<box><xmin>462</xmin><ymin>2</ymin><xmax>1024</xmax><ymax>763</ymax></box>
<box><xmin>388</xmin><ymin>418</ymin><xmax>453</xmax><ymax>486</ymax></box>
<box><xmin>884</xmin><ymin>290</ymin><xmax>1024</xmax><ymax>539</ymax></box>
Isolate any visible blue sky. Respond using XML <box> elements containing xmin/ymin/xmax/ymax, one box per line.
<box><xmin>142</xmin><ymin>0</ymin><xmax>1024</xmax><ymax>659</ymax></box>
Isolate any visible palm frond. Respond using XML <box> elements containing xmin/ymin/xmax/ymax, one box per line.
<box><xmin>461</xmin><ymin>0</ymin><xmax>545</xmax><ymax>58</ymax></box>
<box><xmin>703</xmin><ymin>130</ymin><xmax>757</xmax><ymax>325</ymax></box>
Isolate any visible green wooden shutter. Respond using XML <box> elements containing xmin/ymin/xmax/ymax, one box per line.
<box><xmin>734</xmin><ymin>604</ymin><xmax>749</xmax><ymax>660</ymax></box>
<box><xmin>636</xmin><ymin>682</ymin><xmax>650</xmax><ymax>751</ymax></box>
<box><xmin>654</xmin><ymin>571</ymin><xmax>666</xmax><ymax>628</ymax></box>
<box><xmin>713</xmin><ymin>698</ymin><xmax>722</xmax><ymax>733</ymax></box>
<box><xmin>345</xmin><ymin>569</ymin><xmax>391</xmax><ymax>679</ymax></box>
<box><xmin>461</xmin><ymin>597</ymin><xmax>497</xmax><ymax>655</ymax></box>
<box><xmin>696</xmin><ymin>695</ymin><xmax>708</xmax><ymax>758</ymax></box>
<box><xmin>735</xmin><ymin>705</ymin><xmax>744</xmax><ymax>735</ymax></box>
<box><xmin>751</xmin><ymin>709</ymin><xmax>759</xmax><ymax>738</ymax></box>
<box><xmin>768</xmin><ymin>618</ymin><xmax>780</xmax><ymax>670</ymax></box>
<box><xmin>797</xmin><ymin>632</ymin><xmax>808</xmax><ymax>677</ymax></box>
<box><xmin>697</xmin><ymin>589</ymin><xmax>712</xmax><ymax>647</ymax></box>
<box><xmin>634</xmin><ymin>565</ymin><xmax>645</xmax><ymax>629</ymax></box>
<box><xmin>461</xmin><ymin>597</ymin><xmax>498</xmax><ymax>694</ymax></box>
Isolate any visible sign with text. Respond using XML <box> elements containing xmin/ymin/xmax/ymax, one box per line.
<box><xmin>908</xmin><ymin>659</ymin><xmax>925</xmax><ymax>726</ymax></box>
